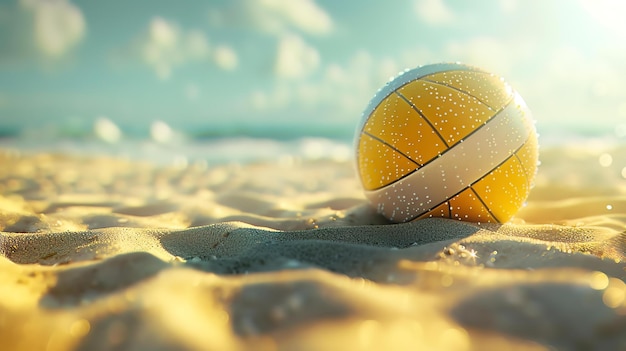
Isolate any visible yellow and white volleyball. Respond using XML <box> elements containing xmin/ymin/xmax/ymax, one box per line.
<box><xmin>355</xmin><ymin>63</ymin><xmax>538</xmax><ymax>223</ymax></box>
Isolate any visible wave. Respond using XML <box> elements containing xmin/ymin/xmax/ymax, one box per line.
<box><xmin>0</xmin><ymin>119</ymin><xmax>624</xmax><ymax>165</ymax></box>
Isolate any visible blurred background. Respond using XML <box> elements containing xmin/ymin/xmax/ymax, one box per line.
<box><xmin>0</xmin><ymin>0</ymin><xmax>625</xmax><ymax>163</ymax></box>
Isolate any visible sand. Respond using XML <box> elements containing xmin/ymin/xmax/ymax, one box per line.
<box><xmin>1</xmin><ymin>143</ymin><xmax>625</xmax><ymax>351</ymax></box>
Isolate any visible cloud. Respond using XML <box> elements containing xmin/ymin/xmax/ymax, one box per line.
<box><xmin>206</xmin><ymin>0</ymin><xmax>330</xmax><ymax>82</ymax></box>
<box><xmin>274</xmin><ymin>34</ymin><xmax>320</xmax><ymax>79</ymax></box>
<box><xmin>528</xmin><ymin>45</ymin><xmax>626</xmax><ymax>129</ymax></box>
<box><xmin>437</xmin><ymin>34</ymin><xmax>626</xmax><ymax>130</ymax></box>
<box><xmin>139</xmin><ymin>17</ymin><xmax>212</xmax><ymax>79</ymax></box>
<box><xmin>140</xmin><ymin>17</ymin><xmax>185</xmax><ymax>79</ymax></box>
<box><xmin>184</xmin><ymin>30</ymin><xmax>211</xmax><ymax>60</ymax></box>
<box><xmin>240</xmin><ymin>0</ymin><xmax>625</xmax><ymax>136</ymax></box>
<box><xmin>133</xmin><ymin>17</ymin><xmax>237</xmax><ymax>79</ymax></box>
<box><xmin>242</xmin><ymin>0</ymin><xmax>333</xmax><ymax>36</ymax></box>
<box><xmin>213</xmin><ymin>45</ymin><xmax>238</xmax><ymax>71</ymax></box>
<box><xmin>253</xmin><ymin>50</ymin><xmax>406</xmax><ymax>120</ymax></box>
<box><xmin>498</xmin><ymin>0</ymin><xmax>518</xmax><ymax>13</ymax></box>
<box><xmin>580</xmin><ymin>0</ymin><xmax>626</xmax><ymax>38</ymax></box>
<box><xmin>414</xmin><ymin>0</ymin><xmax>455</xmax><ymax>26</ymax></box>
<box><xmin>21</xmin><ymin>0</ymin><xmax>85</xmax><ymax>58</ymax></box>
<box><xmin>443</xmin><ymin>36</ymin><xmax>534</xmax><ymax>76</ymax></box>
<box><xmin>94</xmin><ymin>117</ymin><xmax>121</xmax><ymax>143</ymax></box>
<box><xmin>150</xmin><ymin>120</ymin><xmax>174</xmax><ymax>143</ymax></box>
<box><xmin>210</xmin><ymin>0</ymin><xmax>332</xmax><ymax>36</ymax></box>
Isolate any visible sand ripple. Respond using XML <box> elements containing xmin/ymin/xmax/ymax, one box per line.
<box><xmin>1</xmin><ymin>148</ymin><xmax>625</xmax><ymax>350</ymax></box>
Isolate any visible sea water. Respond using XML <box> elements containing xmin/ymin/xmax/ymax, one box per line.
<box><xmin>0</xmin><ymin>118</ymin><xmax>624</xmax><ymax>166</ymax></box>
<box><xmin>0</xmin><ymin>119</ymin><xmax>355</xmax><ymax>166</ymax></box>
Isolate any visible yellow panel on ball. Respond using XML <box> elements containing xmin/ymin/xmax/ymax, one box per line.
<box><xmin>357</xmin><ymin>133</ymin><xmax>418</xmax><ymax>190</ymax></box>
<box><xmin>362</xmin><ymin>92</ymin><xmax>446</xmax><ymax>166</ymax></box>
<box><xmin>397</xmin><ymin>80</ymin><xmax>496</xmax><ymax>146</ymax></box>
<box><xmin>448</xmin><ymin>188</ymin><xmax>497</xmax><ymax>222</ymax></box>
<box><xmin>425</xmin><ymin>70</ymin><xmax>512</xmax><ymax>110</ymax></box>
<box><xmin>414</xmin><ymin>201</ymin><xmax>451</xmax><ymax>221</ymax></box>
<box><xmin>355</xmin><ymin>63</ymin><xmax>539</xmax><ymax>223</ymax></box>
<box><xmin>472</xmin><ymin>155</ymin><xmax>529</xmax><ymax>222</ymax></box>
<box><xmin>515</xmin><ymin>133</ymin><xmax>539</xmax><ymax>187</ymax></box>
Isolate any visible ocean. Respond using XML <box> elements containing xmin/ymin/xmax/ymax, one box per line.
<box><xmin>0</xmin><ymin>118</ymin><xmax>357</xmax><ymax>166</ymax></box>
<box><xmin>0</xmin><ymin>117</ymin><xmax>625</xmax><ymax>167</ymax></box>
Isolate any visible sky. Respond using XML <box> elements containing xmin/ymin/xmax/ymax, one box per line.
<box><xmin>0</xmin><ymin>0</ymin><xmax>625</xmax><ymax>140</ymax></box>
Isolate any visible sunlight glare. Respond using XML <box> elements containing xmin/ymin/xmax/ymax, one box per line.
<box><xmin>580</xmin><ymin>0</ymin><xmax>626</xmax><ymax>36</ymax></box>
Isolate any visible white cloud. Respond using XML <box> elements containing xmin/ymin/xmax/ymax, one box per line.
<box><xmin>238</xmin><ymin>0</ymin><xmax>624</xmax><ymax>136</ymax></box>
<box><xmin>249</xmin><ymin>83</ymin><xmax>293</xmax><ymax>111</ymax></box>
<box><xmin>499</xmin><ymin>0</ymin><xmax>518</xmax><ymax>13</ymax></box>
<box><xmin>437</xmin><ymin>35</ymin><xmax>626</xmax><ymax>130</ymax></box>
<box><xmin>94</xmin><ymin>117</ymin><xmax>121</xmax><ymax>143</ymax></box>
<box><xmin>243</xmin><ymin>0</ymin><xmax>333</xmax><ymax>36</ymax></box>
<box><xmin>150</xmin><ymin>120</ymin><xmax>174</xmax><ymax>143</ymax></box>
<box><xmin>414</xmin><ymin>0</ymin><xmax>455</xmax><ymax>26</ymax></box>
<box><xmin>184</xmin><ymin>30</ymin><xmax>211</xmax><ymax>60</ymax></box>
<box><xmin>252</xmin><ymin>50</ymin><xmax>402</xmax><ymax>120</ymax></box>
<box><xmin>205</xmin><ymin>0</ymin><xmax>330</xmax><ymax>82</ymax></box>
<box><xmin>444</xmin><ymin>36</ymin><xmax>534</xmax><ymax>76</ymax></box>
<box><xmin>140</xmin><ymin>17</ymin><xmax>184</xmax><ymax>79</ymax></box>
<box><xmin>213</xmin><ymin>45</ymin><xmax>238</xmax><ymax>71</ymax></box>
<box><xmin>529</xmin><ymin>45</ymin><xmax>626</xmax><ymax>128</ymax></box>
<box><xmin>135</xmin><ymin>17</ymin><xmax>237</xmax><ymax>79</ymax></box>
<box><xmin>377</xmin><ymin>57</ymin><xmax>400</xmax><ymax>83</ymax></box>
<box><xmin>148</xmin><ymin>17</ymin><xmax>177</xmax><ymax>47</ymax></box>
<box><xmin>19</xmin><ymin>0</ymin><xmax>85</xmax><ymax>59</ymax></box>
<box><xmin>274</xmin><ymin>34</ymin><xmax>320</xmax><ymax>79</ymax></box>
<box><xmin>580</xmin><ymin>0</ymin><xmax>626</xmax><ymax>38</ymax></box>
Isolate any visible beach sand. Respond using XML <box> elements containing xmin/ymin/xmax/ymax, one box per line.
<box><xmin>1</xmin><ymin>143</ymin><xmax>625</xmax><ymax>351</ymax></box>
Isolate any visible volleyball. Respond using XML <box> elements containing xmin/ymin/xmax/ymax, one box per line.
<box><xmin>355</xmin><ymin>63</ymin><xmax>538</xmax><ymax>223</ymax></box>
